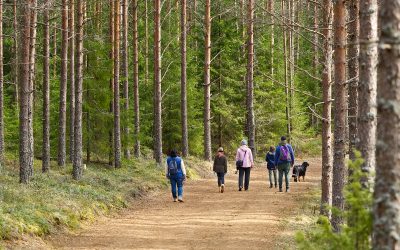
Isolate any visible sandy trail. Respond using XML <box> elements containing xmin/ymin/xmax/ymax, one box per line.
<box><xmin>49</xmin><ymin>158</ymin><xmax>321</xmax><ymax>250</ymax></box>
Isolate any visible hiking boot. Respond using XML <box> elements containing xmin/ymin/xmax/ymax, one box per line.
<box><xmin>221</xmin><ymin>184</ymin><xmax>225</xmax><ymax>193</ymax></box>
<box><xmin>173</xmin><ymin>198</ymin><xmax>177</xmax><ymax>202</ymax></box>
<box><xmin>279</xmin><ymin>188</ymin><xmax>283</xmax><ymax>192</ymax></box>
<box><xmin>269</xmin><ymin>184</ymin><xmax>273</xmax><ymax>188</ymax></box>
<box><xmin>275</xmin><ymin>184</ymin><xmax>278</xmax><ymax>188</ymax></box>
<box><xmin>239</xmin><ymin>187</ymin><xmax>243</xmax><ymax>191</ymax></box>
<box><xmin>178</xmin><ymin>196</ymin><xmax>184</xmax><ymax>202</ymax></box>
<box><xmin>286</xmin><ymin>188</ymin><xmax>290</xmax><ymax>193</ymax></box>
<box><xmin>219</xmin><ymin>186</ymin><xmax>222</xmax><ymax>193</ymax></box>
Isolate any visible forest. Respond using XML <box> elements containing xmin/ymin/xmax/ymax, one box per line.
<box><xmin>0</xmin><ymin>0</ymin><xmax>399</xmax><ymax>249</ymax></box>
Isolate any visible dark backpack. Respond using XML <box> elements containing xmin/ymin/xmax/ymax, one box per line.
<box><xmin>168</xmin><ymin>159</ymin><xmax>179</xmax><ymax>176</ymax></box>
<box><xmin>236</xmin><ymin>150</ymin><xmax>247</xmax><ymax>169</ymax></box>
<box><xmin>279</xmin><ymin>145</ymin><xmax>292</xmax><ymax>162</ymax></box>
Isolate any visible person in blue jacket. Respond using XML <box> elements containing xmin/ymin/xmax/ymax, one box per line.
<box><xmin>274</xmin><ymin>136</ymin><xmax>295</xmax><ymax>192</ymax></box>
<box><xmin>265</xmin><ymin>146</ymin><xmax>277</xmax><ymax>188</ymax></box>
<box><xmin>165</xmin><ymin>150</ymin><xmax>187</xmax><ymax>202</ymax></box>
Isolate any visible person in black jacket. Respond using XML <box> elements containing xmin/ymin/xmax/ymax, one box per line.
<box><xmin>265</xmin><ymin>146</ymin><xmax>277</xmax><ymax>188</ymax></box>
<box><xmin>213</xmin><ymin>147</ymin><xmax>228</xmax><ymax>193</ymax></box>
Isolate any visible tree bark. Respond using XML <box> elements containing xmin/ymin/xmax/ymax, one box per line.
<box><xmin>153</xmin><ymin>0</ymin><xmax>163</xmax><ymax>164</ymax></box>
<box><xmin>203</xmin><ymin>0</ymin><xmax>212</xmax><ymax>161</ymax></box>
<box><xmin>122</xmin><ymin>0</ymin><xmax>130</xmax><ymax>159</ymax></box>
<box><xmin>246</xmin><ymin>0</ymin><xmax>255</xmax><ymax>156</ymax></box>
<box><xmin>282</xmin><ymin>0</ymin><xmax>291</xmax><ymax>140</ymax></box>
<box><xmin>357</xmin><ymin>0</ymin><xmax>378</xmax><ymax>181</ymax></box>
<box><xmin>18</xmin><ymin>0</ymin><xmax>33</xmax><ymax>184</ymax></box>
<box><xmin>374</xmin><ymin>0</ymin><xmax>400</xmax><ymax>247</ymax></box>
<box><xmin>13</xmin><ymin>0</ymin><xmax>18</xmax><ymax>105</ymax></box>
<box><xmin>69</xmin><ymin>0</ymin><xmax>75</xmax><ymax>163</ymax></box>
<box><xmin>133</xmin><ymin>0</ymin><xmax>140</xmax><ymax>158</ymax></box>
<box><xmin>347</xmin><ymin>0</ymin><xmax>359</xmax><ymax>161</ymax></box>
<box><xmin>181</xmin><ymin>0</ymin><xmax>189</xmax><ymax>157</ymax></box>
<box><xmin>313</xmin><ymin>2</ymin><xmax>318</xmax><ymax>73</ymax></box>
<box><xmin>113</xmin><ymin>0</ymin><xmax>121</xmax><ymax>168</ymax></box>
<box><xmin>42</xmin><ymin>0</ymin><xmax>51</xmax><ymax>173</ymax></box>
<box><xmin>145</xmin><ymin>0</ymin><xmax>149</xmax><ymax>86</ymax></box>
<box><xmin>320</xmin><ymin>0</ymin><xmax>333</xmax><ymax>217</ymax></box>
<box><xmin>58</xmin><ymin>0</ymin><xmax>69</xmax><ymax>166</ymax></box>
<box><xmin>331</xmin><ymin>0</ymin><xmax>347</xmax><ymax>231</ymax></box>
<box><xmin>268</xmin><ymin>0</ymin><xmax>274</xmax><ymax>77</ymax></box>
<box><xmin>108</xmin><ymin>0</ymin><xmax>114</xmax><ymax>166</ymax></box>
<box><xmin>73</xmin><ymin>0</ymin><xmax>84</xmax><ymax>180</ymax></box>
<box><xmin>0</xmin><ymin>0</ymin><xmax>4</xmax><ymax>163</ymax></box>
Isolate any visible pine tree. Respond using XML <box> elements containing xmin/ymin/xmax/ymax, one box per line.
<box><xmin>246</xmin><ymin>0</ymin><xmax>255</xmax><ymax>156</ymax></box>
<box><xmin>133</xmin><ymin>0</ymin><xmax>140</xmax><ymax>158</ymax></box>
<box><xmin>113</xmin><ymin>0</ymin><xmax>121</xmax><ymax>168</ymax></box>
<box><xmin>203</xmin><ymin>0</ymin><xmax>212</xmax><ymax>161</ymax></box>
<box><xmin>0</xmin><ymin>0</ymin><xmax>3</xmax><ymax>163</ymax></box>
<box><xmin>180</xmin><ymin>0</ymin><xmax>189</xmax><ymax>157</ymax></box>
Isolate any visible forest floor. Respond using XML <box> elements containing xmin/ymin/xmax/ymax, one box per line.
<box><xmin>44</xmin><ymin>157</ymin><xmax>321</xmax><ymax>250</ymax></box>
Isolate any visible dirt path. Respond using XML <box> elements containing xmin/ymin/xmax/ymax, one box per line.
<box><xmin>49</xmin><ymin>158</ymin><xmax>321</xmax><ymax>250</ymax></box>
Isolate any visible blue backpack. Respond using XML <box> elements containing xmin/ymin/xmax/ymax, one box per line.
<box><xmin>168</xmin><ymin>158</ymin><xmax>181</xmax><ymax>176</ymax></box>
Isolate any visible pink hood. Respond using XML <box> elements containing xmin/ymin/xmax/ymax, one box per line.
<box><xmin>235</xmin><ymin>145</ymin><xmax>254</xmax><ymax>168</ymax></box>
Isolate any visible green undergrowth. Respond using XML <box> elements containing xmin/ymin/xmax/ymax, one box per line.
<box><xmin>0</xmin><ymin>153</ymin><xmax>209</xmax><ymax>243</ymax></box>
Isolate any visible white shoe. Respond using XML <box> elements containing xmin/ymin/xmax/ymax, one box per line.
<box><xmin>221</xmin><ymin>184</ymin><xmax>225</xmax><ymax>193</ymax></box>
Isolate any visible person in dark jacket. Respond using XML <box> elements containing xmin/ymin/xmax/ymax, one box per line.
<box><xmin>274</xmin><ymin>136</ymin><xmax>295</xmax><ymax>192</ymax></box>
<box><xmin>265</xmin><ymin>146</ymin><xmax>277</xmax><ymax>188</ymax></box>
<box><xmin>213</xmin><ymin>147</ymin><xmax>228</xmax><ymax>193</ymax></box>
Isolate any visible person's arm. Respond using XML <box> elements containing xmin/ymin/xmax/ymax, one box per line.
<box><xmin>181</xmin><ymin>159</ymin><xmax>187</xmax><ymax>176</ymax></box>
<box><xmin>249</xmin><ymin>149</ymin><xmax>254</xmax><ymax>167</ymax></box>
<box><xmin>165</xmin><ymin>159</ymin><xmax>169</xmax><ymax>177</ymax></box>
<box><xmin>274</xmin><ymin>147</ymin><xmax>279</xmax><ymax>166</ymax></box>
<box><xmin>224</xmin><ymin>157</ymin><xmax>228</xmax><ymax>173</ymax></box>
<box><xmin>235</xmin><ymin>149</ymin><xmax>240</xmax><ymax>161</ymax></box>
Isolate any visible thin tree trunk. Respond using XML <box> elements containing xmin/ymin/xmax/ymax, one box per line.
<box><xmin>282</xmin><ymin>0</ymin><xmax>291</xmax><ymax>140</ymax></box>
<box><xmin>108</xmin><ymin>0</ymin><xmax>114</xmax><ymax>166</ymax></box>
<box><xmin>58</xmin><ymin>0</ymin><xmax>69</xmax><ymax>166</ymax></box>
<box><xmin>374</xmin><ymin>0</ymin><xmax>400</xmax><ymax>246</ymax></box>
<box><xmin>132</xmin><ymin>0</ymin><xmax>140</xmax><ymax>158</ymax></box>
<box><xmin>320</xmin><ymin>0</ymin><xmax>333</xmax><ymax>217</ymax></box>
<box><xmin>331</xmin><ymin>0</ymin><xmax>347</xmax><ymax>231</ymax></box>
<box><xmin>203</xmin><ymin>0</ymin><xmax>212</xmax><ymax>161</ymax></box>
<box><xmin>357</xmin><ymin>0</ymin><xmax>378</xmax><ymax>181</ymax></box>
<box><xmin>73</xmin><ymin>0</ymin><xmax>84</xmax><ymax>180</ymax></box>
<box><xmin>181</xmin><ymin>0</ymin><xmax>189</xmax><ymax>157</ymax></box>
<box><xmin>246</xmin><ymin>0</ymin><xmax>255</xmax><ymax>156</ymax></box>
<box><xmin>69</xmin><ymin>0</ymin><xmax>75</xmax><ymax>163</ymax></box>
<box><xmin>113</xmin><ymin>0</ymin><xmax>121</xmax><ymax>168</ymax></box>
<box><xmin>268</xmin><ymin>0</ymin><xmax>274</xmax><ymax>77</ymax></box>
<box><xmin>347</xmin><ymin>0</ymin><xmax>359</xmax><ymax>161</ymax></box>
<box><xmin>288</xmin><ymin>0</ymin><xmax>295</xmax><ymax>142</ymax></box>
<box><xmin>313</xmin><ymin>3</ymin><xmax>318</xmax><ymax>73</ymax></box>
<box><xmin>13</xmin><ymin>0</ymin><xmax>18</xmax><ymax>105</ymax></box>
<box><xmin>145</xmin><ymin>0</ymin><xmax>149</xmax><ymax>86</ymax></box>
<box><xmin>0</xmin><ymin>0</ymin><xmax>4</xmax><ymax>163</ymax></box>
<box><xmin>18</xmin><ymin>0</ymin><xmax>33</xmax><ymax>184</ymax></box>
<box><xmin>28</xmin><ymin>0</ymin><xmax>37</xmax><ymax>172</ymax></box>
<box><xmin>122</xmin><ymin>0</ymin><xmax>130</xmax><ymax>159</ymax></box>
<box><xmin>42</xmin><ymin>0</ymin><xmax>51</xmax><ymax>173</ymax></box>
<box><xmin>153</xmin><ymin>0</ymin><xmax>163</xmax><ymax>164</ymax></box>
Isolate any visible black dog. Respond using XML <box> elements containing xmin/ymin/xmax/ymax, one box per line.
<box><xmin>292</xmin><ymin>162</ymin><xmax>310</xmax><ymax>182</ymax></box>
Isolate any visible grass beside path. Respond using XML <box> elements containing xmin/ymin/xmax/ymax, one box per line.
<box><xmin>0</xmin><ymin>154</ymin><xmax>210</xmax><ymax>246</ymax></box>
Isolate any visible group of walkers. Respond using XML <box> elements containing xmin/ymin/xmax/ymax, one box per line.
<box><xmin>165</xmin><ymin>136</ymin><xmax>295</xmax><ymax>202</ymax></box>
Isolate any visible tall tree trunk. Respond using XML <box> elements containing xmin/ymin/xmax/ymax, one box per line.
<box><xmin>113</xmin><ymin>0</ymin><xmax>121</xmax><ymax>168</ymax></box>
<box><xmin>313</xmin><ymin>3</ymin><xmax>319</xmax><ymax>73</ymax></box>
<box><xmin>153</xmin><ymin>0</ymin><xmax>163</xmax><ymax>164</ymax></box>
<box><xmin>181</xmin><ymin>0</ymin><xmax>189</xmax><ymax>157</ymax></box>
<box><xmin>374</xmin><ymin>0</ymin><xmax>400</xmax><ymax>246</ymax></box>
<box><xmin>73</xmin><ymin>0</ymin><xmax>84</xmax><ymax>180</ymax></box>
<box><xmin>133</xmin><ymin>0</ymin><xmax>140</xmax><ymax>158</ymax></box>
<box><xmin>42</xmin><ymin>0</ymin><xmax>51</xmax><ymax>173</ymax></box>
<box><xmin>288</xmin><ymin>0</ymin><xmax>295</xmax><ymax>142</ymax></box>
<box><xmin>357</xmin><ymin>0</ymin><xmax>378</xmax><ymax>181</ymax></box>
<box><xmin>144</xmin><ymin>0</ymin><xmax>149</xmax><ymax>86</ymax></box>
<box><xmin>69</xmin><ymin>0</ymin><xmax>75</xmax><ymax>162</ymax></box>
<box><xmin>122</xmin><ymin>0</ymin><xmax>130</xmax><ymax>159</ymax></box>
<box><xmin>0</xmin><ymin>0</ymin><xmax>3</xmax><ymax>163</ymax></box>
<box><xmin>320</xmin><ymin>0</ymin><xmax>333</xmax><ymax>217</ymax></box>
<box><xmin>108</xmin><ymin>0</ymin><xmax>114</xmax><ymax>166</ymax></box>
<box><xmin>18</xmin><ymin>0</ymin><xmax>33</xmax><ymax>184</ymax></box>
<box><xmin>58</xmin><ymin>0</ymin><xmax>69</xmax><ymax>166</ymax></box>
<box><xmin>28</xmin><ymin>0</ymin><xmax>37</xmax><ymax>174</ymax></box>
<box><xmin>282</xmin><ymin>0</ymin><xmax>291</xmax><ymax>140</ymax></box>
<box><xmin>13</xmin><ymin>0</ymin><xmax>18</xmax><ymax>105</ymax></box>
<box><xmin>203</xmin><ymin>0</ymin><xmax>212</xmax><ymax>161</ymax></box>
<box><xmin>331</xmin><ymin>0</ymin><xmax>347</xmax><ymax>231</ymax></box>
<box><xmin>246</xmin><ymin>0</ymin><xmax>255</xmax><ymax>156</ymax></box>
<box><xmin>268</xmin><ymin>0</ymin><xmax>274</xmax><ymax>77</ymax></box>
<box><xmin>347</xmin><ymin>0</ymin><xmax>359</xmax><ymax>161</ymax></box>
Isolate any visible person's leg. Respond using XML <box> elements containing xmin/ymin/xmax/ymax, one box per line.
<box><xmin>238</xmin><ymin>167</ymin><xmax>244</xmax><ymax>190</ymax></box>
<box><xmin>177</xmin><ymin>177</ymin><xmax>184</xmax><ymax>201</ymax></box>
<box><xmin>268</xmin><ymin>170</ymin><xmax>273</xmax><ymax>188</ymax></box>
<box><xmin>273</xmin><ymin>169</ymin><xmax>278</xmax><ymax>187</ymax></box>
<box><xmin>278</xmin><ymin>165</ymin><xmax>284</xmax><ymax>191</ymax></box>
<box><xmin>284</xmin><ymin>163</ymin><xmax>290</xmax><ymax>192</ymax></box>
<box><xmin>217</xmin><ymin>173</ymin><xmax>222</xmax><ymax>187</ymax></box>
<box><xmin>170</xmin><ymin>177</ymin><xmax>177</xmax><ymax>200</ymax></box>
<box><xmin>244</xmin><ymin>167</ymin><xmax>251</xmax><ymax>190</ymax></box>
<box><xmin>220</xmin><ymin>173</ymin><xmax>225</xmax><ymax>193</ymax></box>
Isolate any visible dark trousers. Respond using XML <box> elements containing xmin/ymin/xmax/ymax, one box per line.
<box><xmin>238</xmin><ymin>167</ymin><xmax>251</xmax><ymax>190</ymax></box>
<box><xmin>217</xmin><ymin>172</ymin><xmax>225</xmax><ymax>186</ymax></box>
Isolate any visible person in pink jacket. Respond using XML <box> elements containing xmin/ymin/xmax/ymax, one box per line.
<box><xmin>235</xmin><ymin>139</ymin><xmax>254</xmax><ymax>191</ymax></box>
